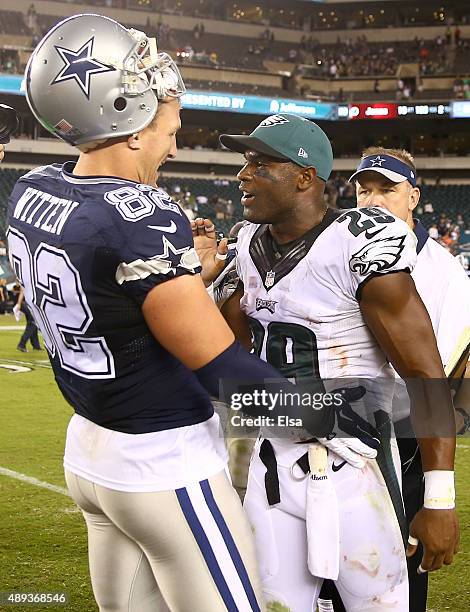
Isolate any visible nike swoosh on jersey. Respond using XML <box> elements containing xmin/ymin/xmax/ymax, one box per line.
<box><xmin>364</xmin><ymin>227</ymin><xmax>386</xmax><ymax>239</ymax></box>
<box><xmin>147</xmin><ymin>220</ymin><xmax>177</xmax><ymax>233</ymax></box>
<box><xmin>331</xmin><ymin>460</ymin><xmax>347</xmax><ymax>472</ymax></box>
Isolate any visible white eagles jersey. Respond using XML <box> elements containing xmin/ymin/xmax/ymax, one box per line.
<box><xmin>412</xmin><ymin>224</ymin><xmax>470</xmax><ymax>369</ymax></box>
<box><xmin>236</xmin><ymin>207</ymin><xmax>417</xmax><ymax>387</ymax></box>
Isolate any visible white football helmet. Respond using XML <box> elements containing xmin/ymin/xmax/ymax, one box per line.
<box><xmin>24</xmin><ymin>13</ymin><xmax>185</xmax><ymax>148</ymax></box>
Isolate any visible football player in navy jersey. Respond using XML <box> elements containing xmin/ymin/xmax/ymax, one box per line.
<box><xmin>5</xmin><ymin>14</ymin><xmax>305</xmax><ymax>612</ymax></box>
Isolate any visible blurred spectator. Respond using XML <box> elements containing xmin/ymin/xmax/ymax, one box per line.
<box><xmin>214</xmin><ymin>198</ymin><xmax>226</xmax><ymax>220</ymax></box>
<box><xmin>396</xmin><ymin>78</ymin><xmax>404</xmax><ymax>97</ymax></box>
<box><xmin>424</xmin><ymin>201</ymin><xmax>434</xmax><ymax>214</ymax></box>
<box><xmin>456</xmin><ymin>213</ymin><xmax>466</xmax><ymax>229</ymax></box>
<box><xmin>182</xmin><ymin>204</ymin><xmax>195</xmax><ymax>221</ymax></box>
<box><xmin>453</xmin><ymin>76</ymin><xmax>465</xmax><ymax>98</ymax></box>
<box><xmin>196</xmin><ymin>194</ymin><xmax>208</xmax><ymax>207</ymax></box>
<box><xmin>0</xmin><ymin>279</ymin><xmax>9</xmax><ymax>315</ymax></box>
<box><xmin>437</xmin><ymin>213</ymin><xmax>450</xmax><ymax>236</ymax></box>
<box><xmin>428</xmin><ymin>224</ymin><xmax>439</xmax><ymax>240</ymax></box>
<box><xmin>26</xmin><ymin>3</ymin><xmax>37</xmax><ymax>31</ymax></box>
<box><xmin>445</xmin><ymin>26</ymin><xmax>452</xmax><ymax>45</ymax></box>
<box><xmin>226</xmin><ymin>199</ymin><xmax>235</xmax><ymax>219</ymax></box>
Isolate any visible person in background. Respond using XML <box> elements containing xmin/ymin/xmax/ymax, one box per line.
<box><xmin>14</xmin><ymin>286</ymin><xmax>42</xmax><ymax>352</ymax></box>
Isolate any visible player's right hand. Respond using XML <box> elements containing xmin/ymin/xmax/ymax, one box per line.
<box><xmin>407</xmin><ymin>506</ymin><xmax>459</xmax><ymax>571</ymax></box>
<box><xmin>191</xmin><ymin>217</ymin><xmax>228</xmax><ymax>285</ymax></box>
<box><xmin>318</xmin><ymin>386</ymin><xmax>380</xmax><ymax>469</ymax></box>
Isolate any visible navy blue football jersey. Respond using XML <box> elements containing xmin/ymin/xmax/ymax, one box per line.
<box><xmin>7</xmin><ymin>162</ymin><xmax>213</xmax><ymax>433</ymax></box>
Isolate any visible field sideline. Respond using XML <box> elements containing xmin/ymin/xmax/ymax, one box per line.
<box><xmin>0</xmin><ymin>314</ymin><xmax>468</xmax><ymax>611</ymax></box>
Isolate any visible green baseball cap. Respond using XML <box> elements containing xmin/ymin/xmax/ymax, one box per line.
<box><xmin>219</xmin><ymin>113</ymin><xmax>333</xmax><ymax>181</ymax></box>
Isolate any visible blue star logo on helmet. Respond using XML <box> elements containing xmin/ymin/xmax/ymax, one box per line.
<box><xmin>51</xmin><ymin>37</ymin><xmax>115</xmax><ymax>99</ymax></box>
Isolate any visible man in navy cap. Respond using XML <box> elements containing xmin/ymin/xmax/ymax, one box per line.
<box><xmin>351</xmin><ymin>147</ymin><xmax>470</xmax><ymax>612</ymax></box>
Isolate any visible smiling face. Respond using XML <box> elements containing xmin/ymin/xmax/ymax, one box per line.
<box><xmin>355</xmin><ymin>170</ymin><xmax>420</xmax><ymax>225</ymax></box>
<box><xmin>139</xmin><ymin>98</ymin><xmax>181</xmax><ymax>174</ymax></box>
<box><xmin>236</xmin><ymin>150</ymin><xmax>303</xmax><ymax>224</ymax></box>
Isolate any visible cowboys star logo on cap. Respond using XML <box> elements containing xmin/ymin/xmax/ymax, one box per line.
<box><xmin>369</xmin><ymin>156</ymin><xmax>386</xmax><ymax>167</ymax></box>
<box><xmin>349</xmin><ymin>153</ymin><xmax>418</xmax><ymax>187</ymax></box>
<box><xmin>52</xmin><ymin>37</ymin><xmax>115</xmax><ymax>99</ymax></box>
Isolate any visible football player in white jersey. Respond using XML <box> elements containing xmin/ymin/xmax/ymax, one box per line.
<box><xmin>349</xmin><ymin>147</ymin><xmax>470</xmax><ymax>612</ymax></box>
<box><xmin>211</xmin><ymin>114</ymin><xmax>459</xmax><ymax>611</ymax></box>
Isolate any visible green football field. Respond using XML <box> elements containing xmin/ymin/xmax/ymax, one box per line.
<box><xmin>0</xmin><ymin>314</ymin><xmax>468</xmax><ymax>612</ymax></box>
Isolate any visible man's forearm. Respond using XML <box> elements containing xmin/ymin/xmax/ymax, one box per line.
<box><xmin>405</xmin><ymin>377</ymin><xmax>456</xmax><ymax>470</ymax></box>
<box><xmin>360</xmin><ymin>273</ymin><xmax>456</xmax><ymax>471</ymax></box>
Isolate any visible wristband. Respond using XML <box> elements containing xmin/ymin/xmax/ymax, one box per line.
<box><xmin>423</xmin><ymin>470</ymin><xmax>455</xmax><ymax>509</ymax></box>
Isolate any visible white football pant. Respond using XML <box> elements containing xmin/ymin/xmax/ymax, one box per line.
<box><xmin>243</xmin><ymin>438</ymin><xmax>408</xmax><ymax>612</ymax></box>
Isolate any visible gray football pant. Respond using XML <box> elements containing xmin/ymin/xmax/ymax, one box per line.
<box><xmin>65</xmin><ymin>470</ymin><xmax>265</xmax><ymax>612</ymax></box>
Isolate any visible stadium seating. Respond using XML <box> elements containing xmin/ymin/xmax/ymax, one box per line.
<box><xmin>1</xmin><ymin>8</ymin><xmax>469</xmax><ymax>80</ymax></box>
<box><xmin>0</xmin><ymin>10</ymin><xmax>30</xmax><ymax>36</ymax></box>
<box><xmin>1</xmin><ymin>168</ymin><xmax>468</xmax><ymax>243</ymax></box>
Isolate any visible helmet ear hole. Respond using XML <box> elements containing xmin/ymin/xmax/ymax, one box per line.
<box><xmin>114</xmin><ymin>97</ymin><xmax>127</xmax><ymax>111</ymax></box>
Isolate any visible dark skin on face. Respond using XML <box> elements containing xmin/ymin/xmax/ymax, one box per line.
<box><xmin>237</xmin><ymin>150</ymin><xmax>327</xmax><ymax>244</ymax></box>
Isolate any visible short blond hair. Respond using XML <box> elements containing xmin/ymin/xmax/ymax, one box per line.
<box><xmin>361</xmin><ymin>146</ymin><xmax>416</xmax><ymax>172</ymax></box>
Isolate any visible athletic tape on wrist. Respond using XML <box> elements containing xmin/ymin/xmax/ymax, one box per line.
<box><xmin>423</xmin><ymin>470</ymin><xmax>455</xmax><ymax>510</ymax></box>
<box><xmin>407</xmin><ymin>535</ymin><xmax>419</xmax><ymax>547</ymax></box>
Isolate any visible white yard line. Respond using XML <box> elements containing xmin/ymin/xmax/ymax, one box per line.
<box><xmin>0</xmin><ymin>326</ymin><xmax>24</xmax><ymax>331</ymax></box>
<box><xmin>0</xmin><ymin>359</ymin><xmax>52</xmax><ymax>369</ymax></box>
<box><xmin>0</xmin><ymin>466</ymin><xmax>70</xmax><ymax>497</ymax></box>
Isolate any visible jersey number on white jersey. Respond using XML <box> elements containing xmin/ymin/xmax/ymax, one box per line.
<box><xmin>249</xmin><ymin>318</ymin><xmax>320</xmax><ymax>381</ymax></box>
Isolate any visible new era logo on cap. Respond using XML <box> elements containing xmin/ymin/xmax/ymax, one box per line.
<box><xmin>298</xmin><ymin>147</ymin><xmax>308</xmax><ymax>159</ymax></box>
<box><xmin>259</xmin><ymin>115</ymin><xmax>290</xmax><ymax>128</ymax></box>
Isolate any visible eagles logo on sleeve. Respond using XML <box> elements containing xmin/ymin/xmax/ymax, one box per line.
<box><xmin>349</xmin><ymin>235</ymin><xmax>406</xmax><ymax>276</ymax></box>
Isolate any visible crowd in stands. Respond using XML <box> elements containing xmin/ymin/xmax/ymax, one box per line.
<box><xmin>153</xmin><ymin>173</ymin><xmax>469</xmax><ymax>257</ymax></box>
<box><xmin>1</xmin><ymin>5</ymin><xmax>470</xmax><ymax>87</ymax></box>
<box><xmin>0</xmin><ymin>50</ymin><xmax>20</xmax><ymax>74</ymax></box>
<box><xmin>29</xmin><ymin>0</ymin><xmax>470</xmax><ymax>34</ymax></box>
<box><xmin>158</xmin><ymin>180</ymin><xmax>237</xmax><ymax>228</ymax></box>
<box><xmin>424</xmin><ymin>210</ymin><xmax>467</xmax><ymax>254</ymax></box>
<box><xmin>297</xmin><ymin>30</ymin><xmax>468</xmax><ymax>81</ymax></box>
<box><xmin>0</xmin><ymin>5</ymin><xmax>469</xmax><ymax>110</ymax></box>
<box><xmin>0</xmin><ymin>172</ymin><xmax>469</xmax><ymax>281</ymax></box>
<box><xmin>453</xmin><ymin>76</ymin><xmax>470</xmax><ymax>99</ymax></box>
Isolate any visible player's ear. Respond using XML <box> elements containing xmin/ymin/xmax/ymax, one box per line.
<box><xmin>298</xmin><ymin>166</ymin><xmax>317</xmax><ymax>191</ymax></box>
<box><xmin>127</xmin><ymin>132</ymin><xmax>141</xmax><ymax>150</ymax></box>
<box><xmin>409</xmin><ymin>186</ymin><xmax>420</xmax><ymax>212</ymax></box>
